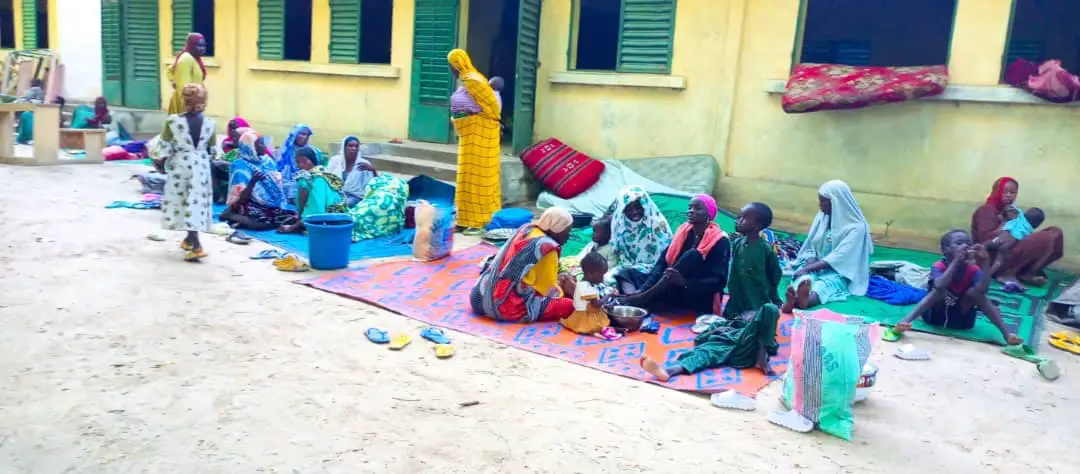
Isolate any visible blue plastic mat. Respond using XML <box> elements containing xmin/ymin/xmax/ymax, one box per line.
<box><xmin>213</xmin><ymin>204</ymin><xmax>413</xmax><ymax>262</ymax></box>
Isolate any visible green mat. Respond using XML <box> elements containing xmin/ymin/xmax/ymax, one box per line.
<box><xmin>564</xmin><ymin>194</ymin><xmax>1074</xmax><ymax>347</ymax></box>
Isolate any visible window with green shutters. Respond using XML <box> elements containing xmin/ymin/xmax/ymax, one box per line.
<box><xmin>173</xmin><ymin>0</ymin><xmax>216</xmax><ymax>56</ymax></box>
<box><xmin>328</xmin><ymin>0</ymin><xmax>393</xmax><ymax>64</ymax></box>
<box><xmin>259</xmin><ymin>0</ymin><xmax>314</xmax><ymax>61</ymax></box>
<box><xmin>20</xmin><ymin>0</ymin><xmax>37</xmax><ymax>49</ymax></box>
<box><xmin>571</xmin><ymin>0</ymin><xmax>677</xmax><ymax>74</ymax></box>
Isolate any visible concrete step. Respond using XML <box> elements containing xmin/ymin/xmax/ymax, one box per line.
<box><xmin>369</xmin><ymin>154</ymin><xmax>457</xmax><ymax>183</ymax></box>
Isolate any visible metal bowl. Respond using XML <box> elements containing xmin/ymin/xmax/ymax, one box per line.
<box><xmin>606</xmin><ymin>305</ymin><xmax>648</xmax><ymax>331</ymax></box>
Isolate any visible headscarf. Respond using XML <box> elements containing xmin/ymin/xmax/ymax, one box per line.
<box><xmin>92</xmin><ymin>97</ymin><xmax>109</xmax><ymax>121</ymax></box>
<box><xmin>986</xmin><ymin>176</ymin><xmax>1018</xmax><ymax>210</ymax></box>
<box><xmin>227</xmin><ymin>130</ymin><xmax>286</xmax><ymax>208</ymax></box>
<box><xmin>221</xmin><ymin>117</ymin><xmax>250</xmax><ymax>152</ymax></box>
<box><xmin>181</xmin><ymin>83</ymin><xmax>207</xmax><ymax>113</ymax></box>
<box><xmin>447</xmin><ymin>49</ymin><xmax>499</xmax><ymax>120</ymax></box>
<box><xmin>797</xmin><ymin>180</ymin><xmax>873</xmax><ymax>296</ymax></box>
<box><xmin>536</xmin><ymin>207</ymin><xmax>573</xmax><ymax>234</ymax></box>
<box><xmin>693</xmin><ymin>193</ymin><xmax>719</xmax><ymax>220</ymax></box>
<box><xmin>331</xmin><ymin>135</ymin><xmax>376</xmax><ymax>199</ymax></box>
<box><xmin>610</xmin><ymin>185</ymin><xmax>673</xmax><ymax>272</ymax></box>
<box><xmin>173</xmin><ymin>33</ymin><xmax>207</xmax><ymax>79</ymax></box>
<box><xmin>277</xmin><ymin>123</ymin><xmax>314</xmax><ymax>180</ymax></box>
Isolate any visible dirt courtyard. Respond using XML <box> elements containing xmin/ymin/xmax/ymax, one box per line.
<box><xmin>0</xmin><ymin>163</ymin><xmax>1077</xmax><ymax>473</ymax></box>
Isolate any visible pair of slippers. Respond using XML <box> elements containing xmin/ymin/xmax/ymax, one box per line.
<box><xmin>273</xmin><ymin>254</ymin><xmax>310</xmax><ymax>272</ymax></box>
<box><xmin>1049</xmin><ymin>330</ymin><xmax>1080</xmax><ymax>355</ymax></box>
<box><xmin>366</xmin><ymin>326</ymin><xmax>455</xmax><ymax>358</ymax></box>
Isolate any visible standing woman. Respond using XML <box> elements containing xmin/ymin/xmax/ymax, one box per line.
<box><xmin>166</xmin><ymin>33</ymin><xmax>207</xmax><ymax>115</ymax></box>
<box><xmin>158</xmin><ymin>84</ymin><xmax>217</xmax><ymax>261</ymax></box>
<box><xmin>447</xmin><ymin>48</ymin><xmax>503</xmax><ymax>232</ymax></box>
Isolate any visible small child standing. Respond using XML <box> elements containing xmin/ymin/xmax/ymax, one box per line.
<box><xmin>489</xmin><ymin>76</ymin><xmax>505</xmax><ymax>113</ymax></box>
<box><xmin>887</xmin><ymin>229</ymin><xmax>1023</xmax><ymax>345</ymax></box>
<box><xmin>561</xmin><ymin>252</ymin><xmax>613</xmax><ymax>334</ymax></box>
<box><xmin>641</xmin><ymin>202</ymin><xmax>782</xmax><ymax>381</ymax></box>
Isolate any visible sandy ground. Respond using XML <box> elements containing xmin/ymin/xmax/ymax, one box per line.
<box><xmin>1</xmin><ymin>163</ymin><xmax>1078</xmax><ymax>474</ymax></box>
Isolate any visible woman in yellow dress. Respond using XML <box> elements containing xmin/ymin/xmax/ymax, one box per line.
<box><xmin>447</xmin><ymin>48</ymin><xmax>502</xmax><ymax>231</ymax></box>
<box><xmin>166</xmin><ymin>33</ymin><xmax>208</xmax><ymax>114</ymax></box>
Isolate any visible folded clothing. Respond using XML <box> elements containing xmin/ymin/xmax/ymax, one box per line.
<box><xmin>866</xmin><ymin>275</ymin><xmax>927</xmax><ymax>306</ymax></box>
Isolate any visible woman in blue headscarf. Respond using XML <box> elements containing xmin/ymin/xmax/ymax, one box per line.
<box><xmin>277</xmin><ymin>124</ymin><xmax>323</xmax><ymax>202</ymax></box>
<box><xmin>220</xmin><ymin>130</ymin><xmax>296</xmax><ymax>230</ymax></box>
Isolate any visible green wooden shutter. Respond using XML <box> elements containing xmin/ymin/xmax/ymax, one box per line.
<box><xmin>123</xmin><ymin>0</ymin><xmax>162</xmax><ymax>110</ymax></box>
<box><xmin>258</xmin><ymin>0</ymin><xmax>286</xmax><ymax>60</ymax></box>
<box><xmin>407</xmin><ymin>0</ymin><xmax>459</xmax><ymax>143</ymax></box>
<box><xmin>101</xmin><ymin>0</ymin><xmax>124</xmax><ymax>105</ymax></box>
<box><xmin>172</xmin><ymin>0</ymin><xmax>194</xmax><ymax>54</ymax></box>
<box><xmin>21</xmin><ymin>0</ymin><xmax>37</xmax><ymax>49</ymax></box>
<box><xmin>616</xmin><ymin>0</ymin><xmax>677</xmax><ymax>74</ymax></box>
<box><xmin>512</xmin><ymin>0</ymin><xmax>542</xmax><ymax>155</ymax></box>
<box><xmin>329</xmin><ymin>0</ymin><xmax>361</xmax><ymax>64</ymax></box>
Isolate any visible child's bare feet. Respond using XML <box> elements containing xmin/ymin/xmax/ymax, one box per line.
<box><xmin>782</xmin><ymin>286</ymin><xmax>797</xmax><ymax>313</ymax></box>
<box><xmin>893</xmin><ymin>321</ymin><xmax>913</xmax><ymax>333</ymax></box>
<box><xmin>1006</xmin><ymin>334</ymin><xmax>1023</xmax><ymax>346</ymax></box>
<box><xmin>639</xmin><ymin>357</ymin><xmax>670</xmax><ymax>382</ymax></box>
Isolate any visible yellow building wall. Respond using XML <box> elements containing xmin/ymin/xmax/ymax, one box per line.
<box><xmin>157</xmin><ymin>0</ymin><xmax>415</xmax><ymax>149</ymax></box>
<box><xmin>11</xmin><ymin>0</ymin><xmax>58</xmax><ymax>51</ymax></box>
<box><xmin>534</xmin><ymin>0</ymin><xmax>1080</xmax><ymax>266</ymax></box>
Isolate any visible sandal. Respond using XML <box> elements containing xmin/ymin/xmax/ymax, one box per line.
<box><xmin>251</xmin><ymin>249</ymin><xmax>286</xmax><ymax>260</ymax></box>
<box><xmin>1002</xmin><ymin>343</ymin><xmax>1061</xmax><ymax>381</ymax></box>
<box><xmin>183</xmin><ymin>248</ymin><xmax>208</xmax><ymax>262</ymax></box>
<box><xmin>388</xmin><ymin>334</ymin><xmax>412</xmax><ymax>350</ymax></box>
<box><xmin>273</xmin><ymin>254</ymin><xmax>310</xmax><ymax>272</ymax></box>
<box><xmin>1001</xmin><ymin>280</ymin><xmax>1027</xmax><ymax>293</ymax></box>
<box><xmin>1049</xmin><ymin>330</ymin><xmax>1080</xmax><ymax>356</ymax></box>
<box><xmin>420</xmin><ymin>327</ymin><xmax>452</xmax><ymax>345</ymax></box>
<box><xmin>180</xmin><ymin>240</ymin><xmax>194</xmax><ymax>251</ymax></box>
<box><xmin>881</xmin><ymin>328</ymin><xmax>904</xmax><ymax>342</ymax></box>
<box><xmin>433</xmin><ymin>344</ymin><xmax>456</xmax><ymax>359</ymax></box>
<box><xmin>365</xmin><ymin>328</ymin><xmax>391</xmax><ymax>344</ymax></box>
<box><xmin>226</xmin><ymin>231</ymin><xmax>252</xmax><ymax>245</ymax></box>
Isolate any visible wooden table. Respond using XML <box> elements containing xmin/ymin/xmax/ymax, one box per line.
<box><xmin>0</xmin><ymin>103</ymin><xmax>102</xmax><ymax>166</ymax></box>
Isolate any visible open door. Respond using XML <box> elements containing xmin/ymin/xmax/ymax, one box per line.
<box><xmin>100</xmin><ymin>0</ymin><xmax>123</xmax><ymax>105</ymax></box>
<box><xmin>407</xmin><ymin>0</ymin><xmax>459</xmax><ymax>143</ymax></box>
<box><xmin>511</xmin><ymin>0</ymin><xmax>541</xmax><ymax>155</ymax></box>
<box><xmin>121</xmin><ymin>0</ymin><xmax>161</xmax><ymax>110</ymax></box>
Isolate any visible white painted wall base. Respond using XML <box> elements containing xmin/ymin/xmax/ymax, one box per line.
<box><xmin>56</xmin><ymin>0</ymin><xmax>102</xmax><ymax>102</ymax></box>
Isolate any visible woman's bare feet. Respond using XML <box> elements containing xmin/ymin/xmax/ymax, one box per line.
<box><xmin>639</xmin><ymin>357</ymin><xmax>670</xmax><ymax>382</ymax></box>
<box><xmin>1019</xmin><ymin>275</ymin><xmax>1047</xmax><ymax>287</ymax></box>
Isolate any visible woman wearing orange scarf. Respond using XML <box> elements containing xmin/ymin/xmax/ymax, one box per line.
<box><xmin>621</xmin><ymin>194</ymin><xmax>731</xmax><ymax>314</ymax></box>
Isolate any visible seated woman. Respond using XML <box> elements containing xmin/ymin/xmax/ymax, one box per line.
<box><xmin>971</xmin><ymin>177</ymin><xmax>1065</xmax><ymax>292</ymax></box>
<box><xmin>345</xmin><ymin>174</ymin><xmax>409</xmax><ymax>241</ymax></box>
<box><xmin>219</xmin><ymin>131</ymin><xmax>295</xmax><ymax>230</ymax></box>
<box><xmin>608</xmin><ymin>186</ymin><xmax>674</xmax><ymax>293</ymax></box>
<box><xmin>278</xmin><ymin>147</ymin><xmax>346</xmax><ymax>233</ymax></box>
<box><xmin>327</xmin><ymin>135</ymin><xmax>377</xmax><ymax>207</ymax></box>
<box><xmin>620</xmin><ymin>194</ymin><xmax>731</xmax><ymax>315</ymax></box>
<box><xmin>782</xmin><ymin>180</ymin><xmax>873</xmax><ymax>313</ymax></box>
<box><xmin>470</xmin><ymin>207</ymin><xmax>578</xmax><ymax>323</ymax></box>
<box><xmin>277</xmin><ymin>124</ymin><xmax>323</xmax><ymax>202</ymax></box>
<box><xmin>220</xmin><ymin>117</ymin><xmax>250</xmax><ymax>155</ymax></box>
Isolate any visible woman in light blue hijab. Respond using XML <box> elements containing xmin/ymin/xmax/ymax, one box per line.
<box><xmin>782</xmin><ymin>179</ymin><xmax>874</xmax><ymax>312</ymax></box>
<box><xmin>277</xmin><ymin>124</ymin><xmax>322</xmax><ymax>202</ymax></box>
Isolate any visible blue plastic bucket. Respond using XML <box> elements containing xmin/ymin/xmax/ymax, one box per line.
<box><xmin>304</xmin><ymin>213</ymin><xmax>354</xmax><ymax>270</ymax></box>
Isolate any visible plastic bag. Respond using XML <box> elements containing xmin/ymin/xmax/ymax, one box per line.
<box><xmin>781</xmin><ymin>312</ymin><xmax>880</xmax><ymax>441</ymax></box>
<box><xmin>412</xmin><ymin>200</ymin><xmax>455</xmax><ymax>261</ymax></box>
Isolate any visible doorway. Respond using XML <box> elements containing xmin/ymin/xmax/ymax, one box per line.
<box><xmin>407</xmin><ymin>0</ymin><xmax>541</xmax><ymax>154</ymax></box>
<box><xmin>100</xmin><ymin>0</ymin><xmax>161</xmax><ymax>110</ymax></box>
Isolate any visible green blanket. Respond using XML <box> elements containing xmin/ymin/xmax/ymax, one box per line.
<box><xmin>564</xmin><ymin>194</ymin><xmax>1072</xmax><ymax>347</ymax></box>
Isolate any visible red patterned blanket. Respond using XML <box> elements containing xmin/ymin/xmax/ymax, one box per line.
<box><xmin>782</xmin><ymin>64</ymin><xmax>949</xmax><ymax>114</ymax></box>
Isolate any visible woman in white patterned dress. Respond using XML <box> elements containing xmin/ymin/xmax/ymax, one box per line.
<box><xmin>159</xmin><ymin>83</ymin><xmax>217</xmax><ymax>261</ymax></box>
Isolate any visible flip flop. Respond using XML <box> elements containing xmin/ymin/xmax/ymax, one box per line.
<box><xmin>434</xmin><ymin>344</ymin><xmax>456</xmax><ymax>359</ymax></box>
<box><xmin>894</xmin><ymin>344</ymin><xmax>932</xmax><ymax>361</ymax></box>
<box><xmin>710</xmin><ymin>391</ymin><xmax>756</xmax><ymax>411</ymax></box>
<box><xmin>226</xmin><ymin>231</ymin><xmax>252</xmax><ymax>245</ymax></box>
<box><xmin>183</xmin><ymin>248</ymin><xmax>208</xmax><ymax>262</ymax></box>
<box><xmin>882</xmin><ymin>328</ymin><xmax>904</xmax><ymax>342</ymax></box>
<box><xmin>420</xmin><ymin>327</ymin><xmax>452</xmax><ymax>345</ymax></box>
<box><xmin>1001</xmin><ymin>280</ymin><xmax>1026</xmax><ymax>293</ymax></box>
<box><xmin>365</xmin><ymin>328</ymin><xmax>390</xmax><ymax>344</ymax></box>
<box><xmin>273</xmin><ymin>255</ymin><xmax>310</xmax><ymax>272</ymax></box>
<box><xmin>767</xmin><ymin>410</ymin><xmax>814</xmax><ymax>433</ymax></box>
<box><xmin>1049</xmin><ymin>331</ymin><xmax>1080</xmax><ymax>356</ymax></box>
<box><xmin>388</xmin><ymin>334</ymin><xmax>412</xmax><ymax>350</ymax></box>
<box><xmin>146</xmin><ymin>233</ymin><xmax>166</xmax><ymax>242</ymax></box>
<box><xmin>251</xmin><ymin>249</ymin><xmax>286</xmax><ymax>260</ymax></box>
<box><xmin>105</xmin><ymin>200</ymin><xmax>127</xmax><ymax>209</ymax></box>
<box><xmin>1038</xmin><ymin>360</ymin><xmax>1061</xmax><ymax>381</ymax></box>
